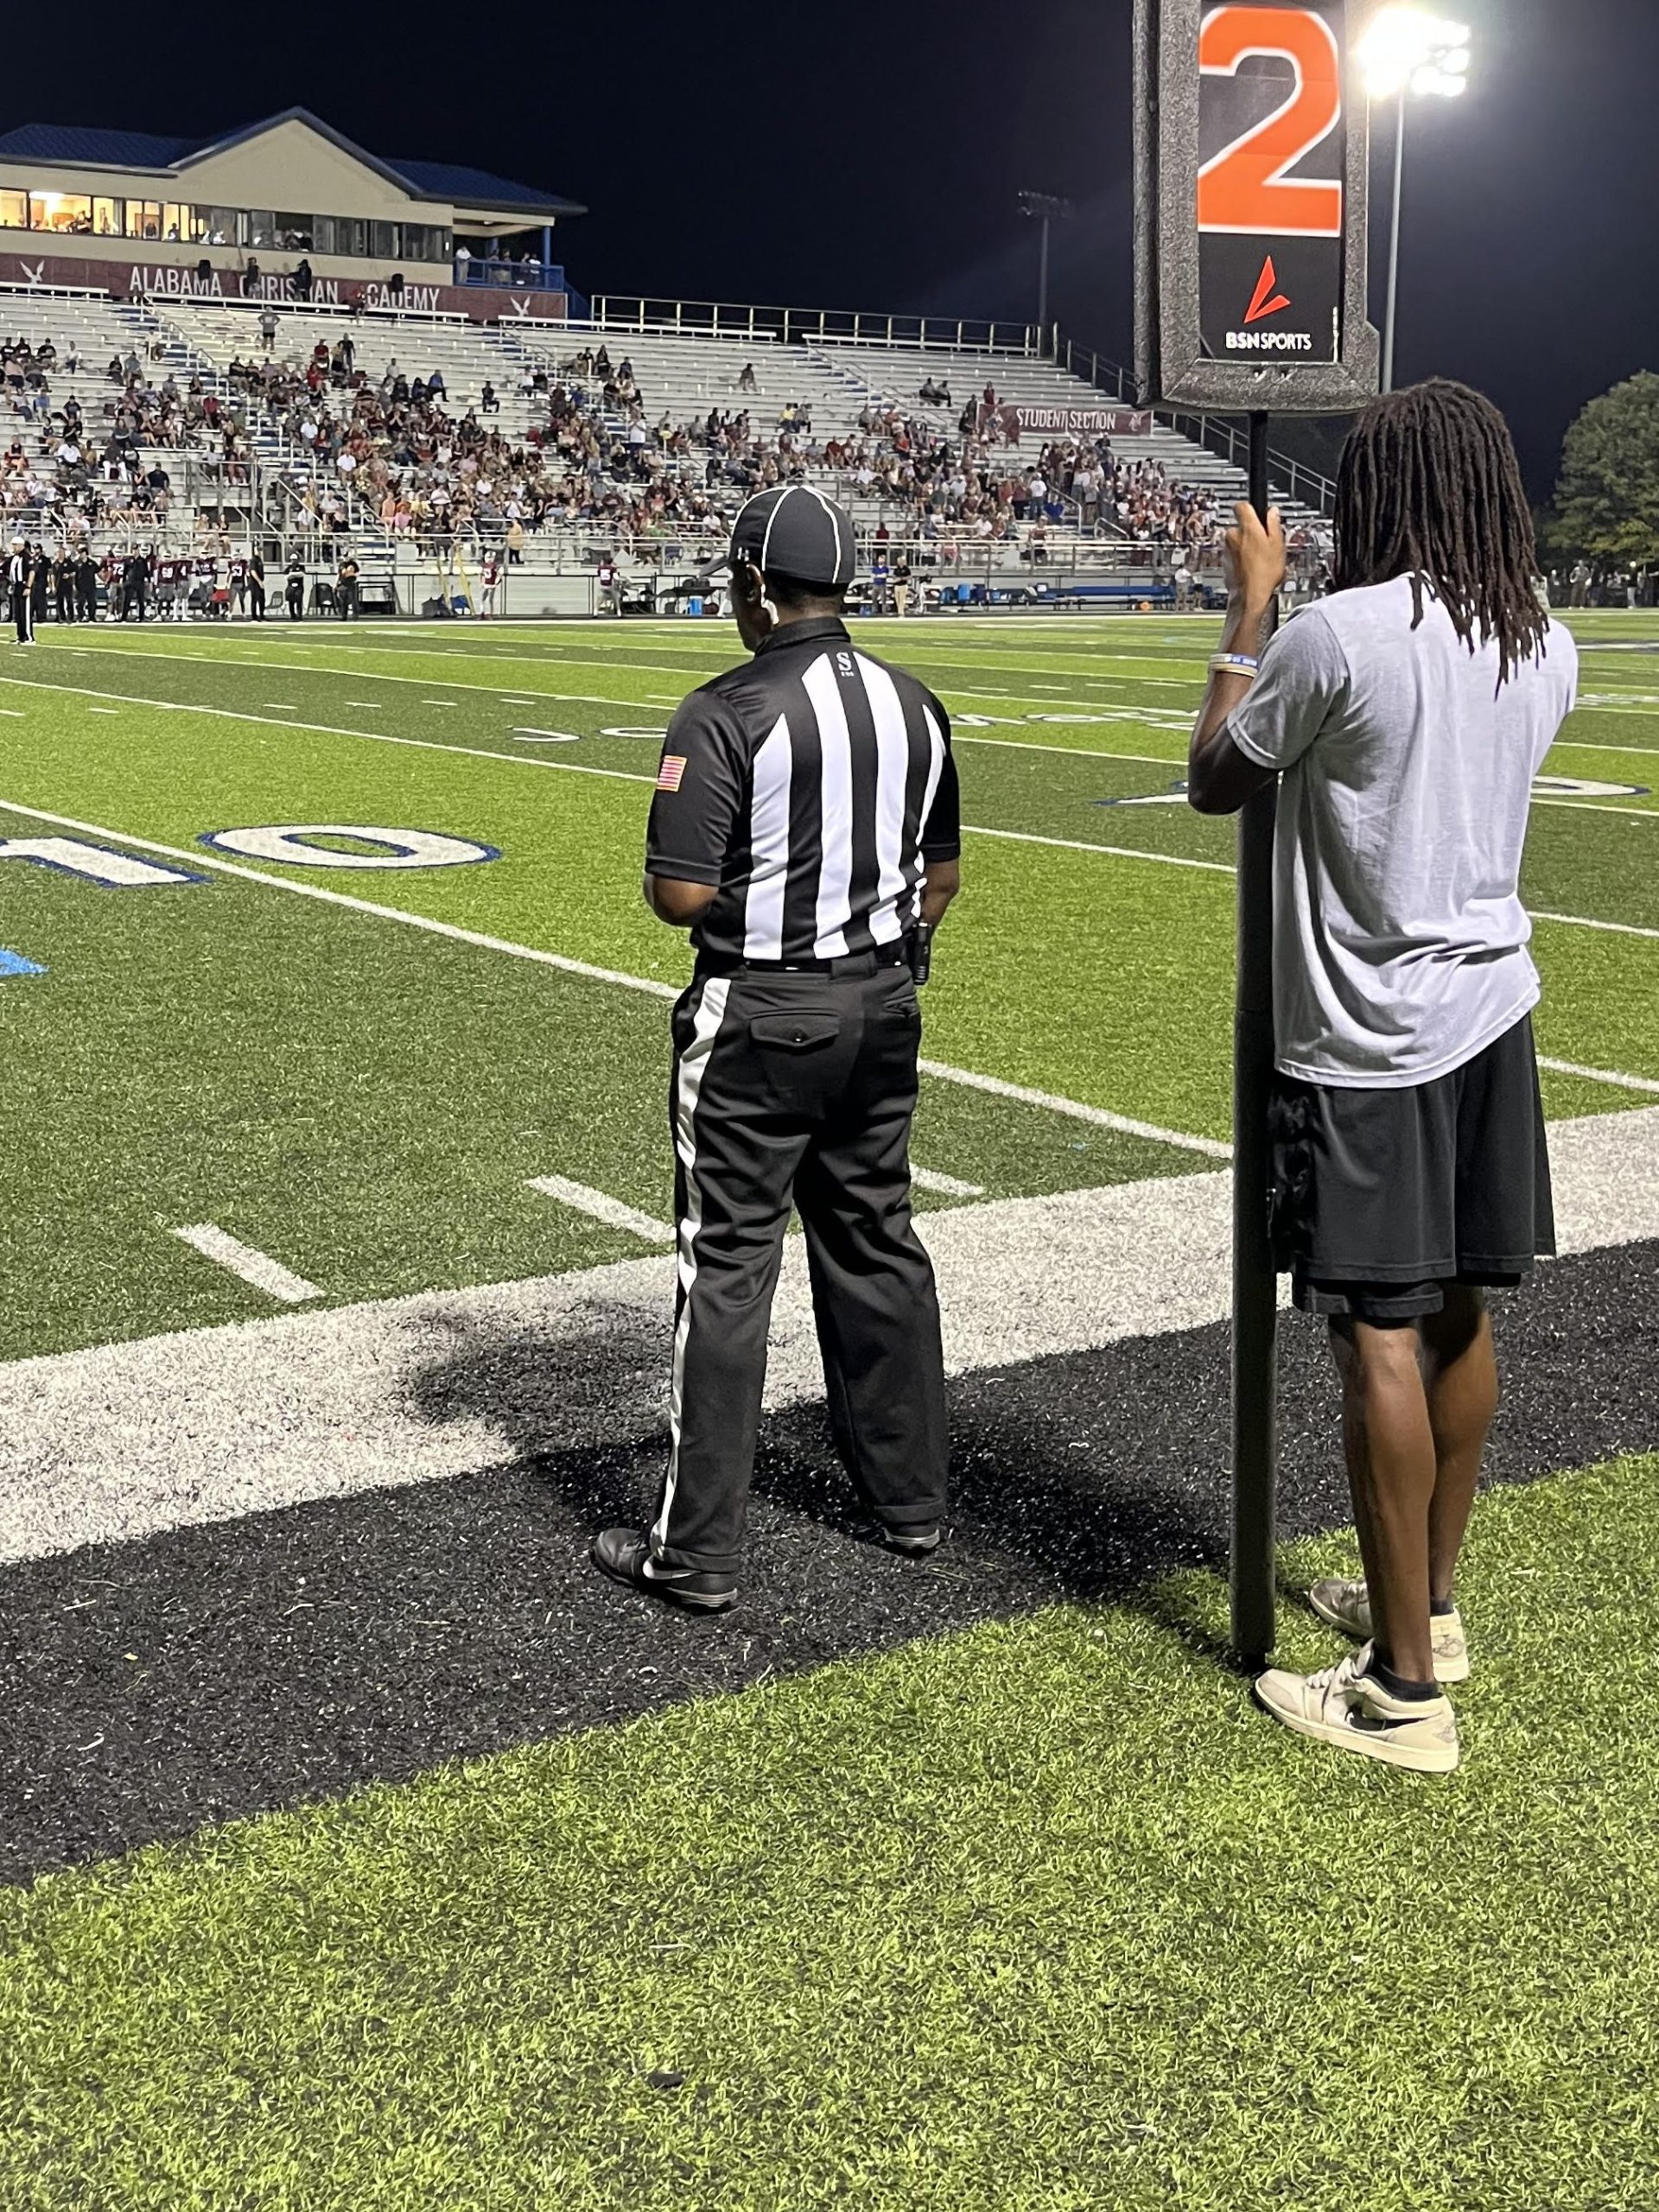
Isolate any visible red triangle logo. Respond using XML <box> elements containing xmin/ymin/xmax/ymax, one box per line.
<box><xmin>1244</xmin><ymin>256</ymin><xmax>1292</xmax><ymax>325</ymax></box>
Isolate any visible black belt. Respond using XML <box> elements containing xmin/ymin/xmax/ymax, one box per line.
<box><xmin>698</xmin><ymin>941</ymin><xmax>911</xmax><ymax>979</ymax></box>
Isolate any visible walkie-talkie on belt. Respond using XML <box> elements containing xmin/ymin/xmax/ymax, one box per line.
<box><xmin>909</xmin><ymin>922</ymin><xmax>934</xmax><ymax>986</ymax></box>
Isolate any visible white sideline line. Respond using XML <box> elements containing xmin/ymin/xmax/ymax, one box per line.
<box><xmin>0</xmin><ymin>795</ymin><xmax>1226</xmax><ymax>1160</ymax></box>
<box><xmin>527</xmin><ymin>1175</ymin><xmax>673</xmax><ymax>1243</ymax></box>
<box><xmin>912</xmin><ymin>1166</ymin><xmax>987</xmax><ymax>1198</ymax></box>
<box><xmin>172</xmin><ymin>1224</ymin><xmax>321</xmax><ymax>1304</ymax></box>
<box><xmin>263</xmin><ymin>702</ymin><xmax>299</xmax><ymax>711</ymax></box>
<box><xmin>0</xmin><ymin>709</ymin><xmax>22</xmax><ymax>718</ymax></box>
<box><xmin>917</xmin><ymin>1058</ymin><xmax>1234</xmax><ymax>1160</ymax></box>
<box><xmin>1541</xmin><ymin>1056</ymin><xmax>1659</xmax><ymax>1096</ymax></box>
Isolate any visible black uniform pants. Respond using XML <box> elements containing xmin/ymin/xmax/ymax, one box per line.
<box><xmin>249</xmin><ymin>582</ymin><xmax>265</xmax><ymax>620</ymax></box>
<box><xmin>651</xmin><ymin>961</ymin><xmax>949</xmax><ymax>1574</ymax></box>
<box><xmin>10</xmin><ymin>585</ymin><xmax>32</xmax><ymax>643</ymax></box>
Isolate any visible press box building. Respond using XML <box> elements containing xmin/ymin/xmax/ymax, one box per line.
<box><xmin>0</xmin><ymin>107</ymin><xmax>584</xmax><ymax>320</ymax></box>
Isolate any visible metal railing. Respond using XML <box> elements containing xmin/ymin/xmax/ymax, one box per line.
<box><xmin>1056</xmin><ymin>333</ymin><xmax>1338</xmax><ymax>517</ymax></box>
<box><xmin>578</xmin><ymin>296</ymin><xmax>1042</xmax><ymax>355</ymax></box>
<box><xmin>454</xmin><ymin>257</ymin><xmax>566</xmax><ymax>292</ymax></box>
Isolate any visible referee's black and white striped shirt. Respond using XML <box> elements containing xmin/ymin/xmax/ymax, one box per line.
<box><xmin>645</xmin><ymin>616</ymin><xmax>960</xmax><ymax>965</ymax></box>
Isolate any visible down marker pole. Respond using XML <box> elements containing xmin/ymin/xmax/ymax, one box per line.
<box><xmin>1231</xmin><ymin>410</ymin><xmax>1279</xmax><ymax>1669</ymax></box>
<box><xmin>1135</xmin><ymin>0</ymin><xmax>1378</xmax><ymax>1668</ymax></box>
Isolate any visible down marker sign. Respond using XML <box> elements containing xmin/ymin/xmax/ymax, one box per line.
<box><xmin>1136</xmin><ymin>0</ymin><xmax>1379</xmax><ymax>409</ymax></box>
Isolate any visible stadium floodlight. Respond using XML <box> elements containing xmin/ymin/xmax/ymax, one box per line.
<box><xmin>1016</xmin><ymin>191</ymin><xmax>1075</xmax><ymax>346</ymax></box>
<box><xmin>1359</xmin><ymin>8</ymin><xmax>1476</xmax><ymax>388</ymax></box>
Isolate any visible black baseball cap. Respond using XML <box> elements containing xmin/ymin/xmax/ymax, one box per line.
<box><xmin>701</xmin><ymin>485</ymin><xmax>856</xmax><ymax>588</ymax></box>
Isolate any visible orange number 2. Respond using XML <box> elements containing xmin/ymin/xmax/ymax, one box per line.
<box><xmin>1197</xmin><ymin>4</ymin><xmax>1343</xmax><ymax>238</ymax></box>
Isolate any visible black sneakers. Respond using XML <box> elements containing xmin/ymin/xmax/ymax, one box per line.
<box><xmin>863</xmin><ymin>1522</ymin><xmax>943</xmax><ymax>1558</ymax></box>
<box><xmin>590</xmin><ymin>1528</ymin><xmax>739</xmax><ymax>1614</ymax></box>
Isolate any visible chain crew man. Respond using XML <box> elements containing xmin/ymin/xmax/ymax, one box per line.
<box><xmin>1187</xmin><ymin>381</ymin><xmax>1577</xmax><ymax>1774</ymax></box>
<box><xmin>593</xmin><ymin>486</ymin><xmax>960</xmax><ymax>1613</ymax></box>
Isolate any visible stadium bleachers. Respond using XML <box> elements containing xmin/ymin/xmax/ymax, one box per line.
<box><xmin>3</xmin><ymin>281</ymin><xmax>1332</xmax><ymax>613</ymax></box>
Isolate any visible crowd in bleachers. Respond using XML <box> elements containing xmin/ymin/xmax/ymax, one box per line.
<box><xmin>4</xmin><ymin>309</ymin><xmax>1323</xmax><ymax>575</ymax></box>
<box><xmin>231</xmin><ymin>334</ymin><xmax>732</xmax><ymax>554</ymax></box>
<box><xmin>2</xmin><ymin>330</ymin><xmax>255</xmax><ymax>539</ymax></box>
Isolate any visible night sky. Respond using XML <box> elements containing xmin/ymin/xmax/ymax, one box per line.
<box><xmin>4</xmin><ymin>0</ymin><xmax>1652</xmax><ymax>494</ymax></box>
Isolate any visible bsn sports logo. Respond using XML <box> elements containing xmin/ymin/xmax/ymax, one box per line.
<box><xmin>1227</xmin><ymin>253</ymin><xmax>1313</xmax><ymax>353</ymax></box>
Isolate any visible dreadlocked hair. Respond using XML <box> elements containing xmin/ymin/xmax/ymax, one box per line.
<box><xmin>1332</xmin><ymin>378</ymin><xmax>1548</xmax><ymax>684</ymax></box>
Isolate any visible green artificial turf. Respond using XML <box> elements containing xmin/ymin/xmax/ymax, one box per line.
<box><xmin>1</xmin><ymin>613</ymin><xmax>1654</xmax><ymax>1360</ymax></box>
<box><xmin>2</xmin><ymin>1452</ymin><xmax>1655</xmax><ymax>2211</ymax></box>
<box><xmin>0</xmin><ymin>852</ymin><xmax>1192</xmax><ymax>1363</ymax></box>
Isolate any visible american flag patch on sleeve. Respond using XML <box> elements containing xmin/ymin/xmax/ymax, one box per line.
<box><xmin>656</xmin><ymin>755</ymin><xmax>689</xmax><ymax>793</ymax></box>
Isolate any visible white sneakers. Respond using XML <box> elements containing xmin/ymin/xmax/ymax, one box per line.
<box><xmin>1255</xmin><ymin>1645</ymin><xmax>1461</xmax><ymax>1773</ymax></box>
<box><xmin>1307</xmin><ymin>1578</ymin><xmax>1470</xmax><ymax>1683</ymax></box>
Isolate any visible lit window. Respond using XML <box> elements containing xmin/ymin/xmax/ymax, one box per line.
<box><xmin>29</xmin><ymin>192</ymin><xmax>94</xmax><ymax>234</ymax></box>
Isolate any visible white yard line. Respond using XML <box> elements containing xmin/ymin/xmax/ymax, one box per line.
<box><xmin>1535</xmin><ymin>910</ymin><xmax>1659</xmax><ymax>943</ymax></box>
<box><xmin>0</xmin><ymin>794</ymin><xmax>1226</xmax><ymax>1160</ymax></box>
<box><xmin>48</xmin><ymin>638</ymin><xmax>1205</xmax><ymax>716</ymax></box>
<box><xmin>7</xmin><ymin>675</ymin><xmax>1657</xmax><ymax>934</ymax></box>
<box><xmin>1535</xmin><ymin>798</ymin><xmax>1658</xmax><ymax>820</ymax></box>
<box><xmin>912</xmin><ymin>1166</ymin><xmax>987</xmax><ymax>1198</ymax></box>
<box><xmin>526</xmin><ymin>1174</ymin><xmax>673</xmax><ymax>1242</ymax></box>
<box><xmin>0</xmin><ymin>795</ymin><xmax>680</xmax><ymax>997</ymax></box>
<box><xmin>967</xmin><ymin>823</ymin><xmax>1236</xmax><ymax>874</ymax></box>
<box><xmin>171</xmin><ymin>1224</ymin><xmax>321</xmax><ymax>1304</ymax></box>
<box><xmin>916</xmin><ymin>1058</ymin><xmax>1233</xmax><ymax>1160</ymax></box>
<box><xmin>0</xmin><ymin>676</ymin><xmax>657</xmax><ymax>789</ymax></box>
<box><xmin>1541</xmin><ymin>1056</ymin><xmax>1659</xmax><ymax>1096</ymax></box>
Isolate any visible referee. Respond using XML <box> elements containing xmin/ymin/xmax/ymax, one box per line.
<box><xmin>7</xmin><ymin>538</ymin><xmax>33</xmax><ymax>644</ymax></box>
<box><xmin>593</xmin><ymin>485</ymin><xmax>961</xmax><ymax>1614</ymax></box>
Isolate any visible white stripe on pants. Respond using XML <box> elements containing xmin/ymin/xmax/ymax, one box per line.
<box><xmin>651</xmin><ymin>975</ymin><xmax>731</xmax><ymax>1554</ymax></box>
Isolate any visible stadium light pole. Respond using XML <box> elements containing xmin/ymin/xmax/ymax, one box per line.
<box><xmin>1016</xmin><ymin>191</ymin><xmax>1075</xmax><ymax>351</ymax></box>
<box><xmin>1358</xmin><ymin>9</ymin><xmax>1472</xmax><ymax>391</ymax></box>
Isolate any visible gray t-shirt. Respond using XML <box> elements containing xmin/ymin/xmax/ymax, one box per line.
<box><xmin>1225</xmin><ymin>575</ymin><xmax>1578</xmax><ymax>1088</ymax></box>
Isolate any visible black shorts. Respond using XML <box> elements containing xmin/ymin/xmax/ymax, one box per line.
<box><xmin>1269</xmin><ymin>1012</ymin><xmax>1555</xmax><ymax>1325</ymax></box>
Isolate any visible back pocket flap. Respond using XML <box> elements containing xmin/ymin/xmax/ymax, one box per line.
<box><xmin>749</xmin><ymin>1014</ymin><xmax>842</xmax><ymax>1052</ymax></box>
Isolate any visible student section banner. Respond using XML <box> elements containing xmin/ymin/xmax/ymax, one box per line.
<box><xmin>0</xmin><ymin>253</ymin><xmax>569</xmax><ymax>323</ymax></box>
<box><xmin>1011</xmin><ymin>407</ymin><xmax>1154</xmax><ymax>436</ymax></box>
